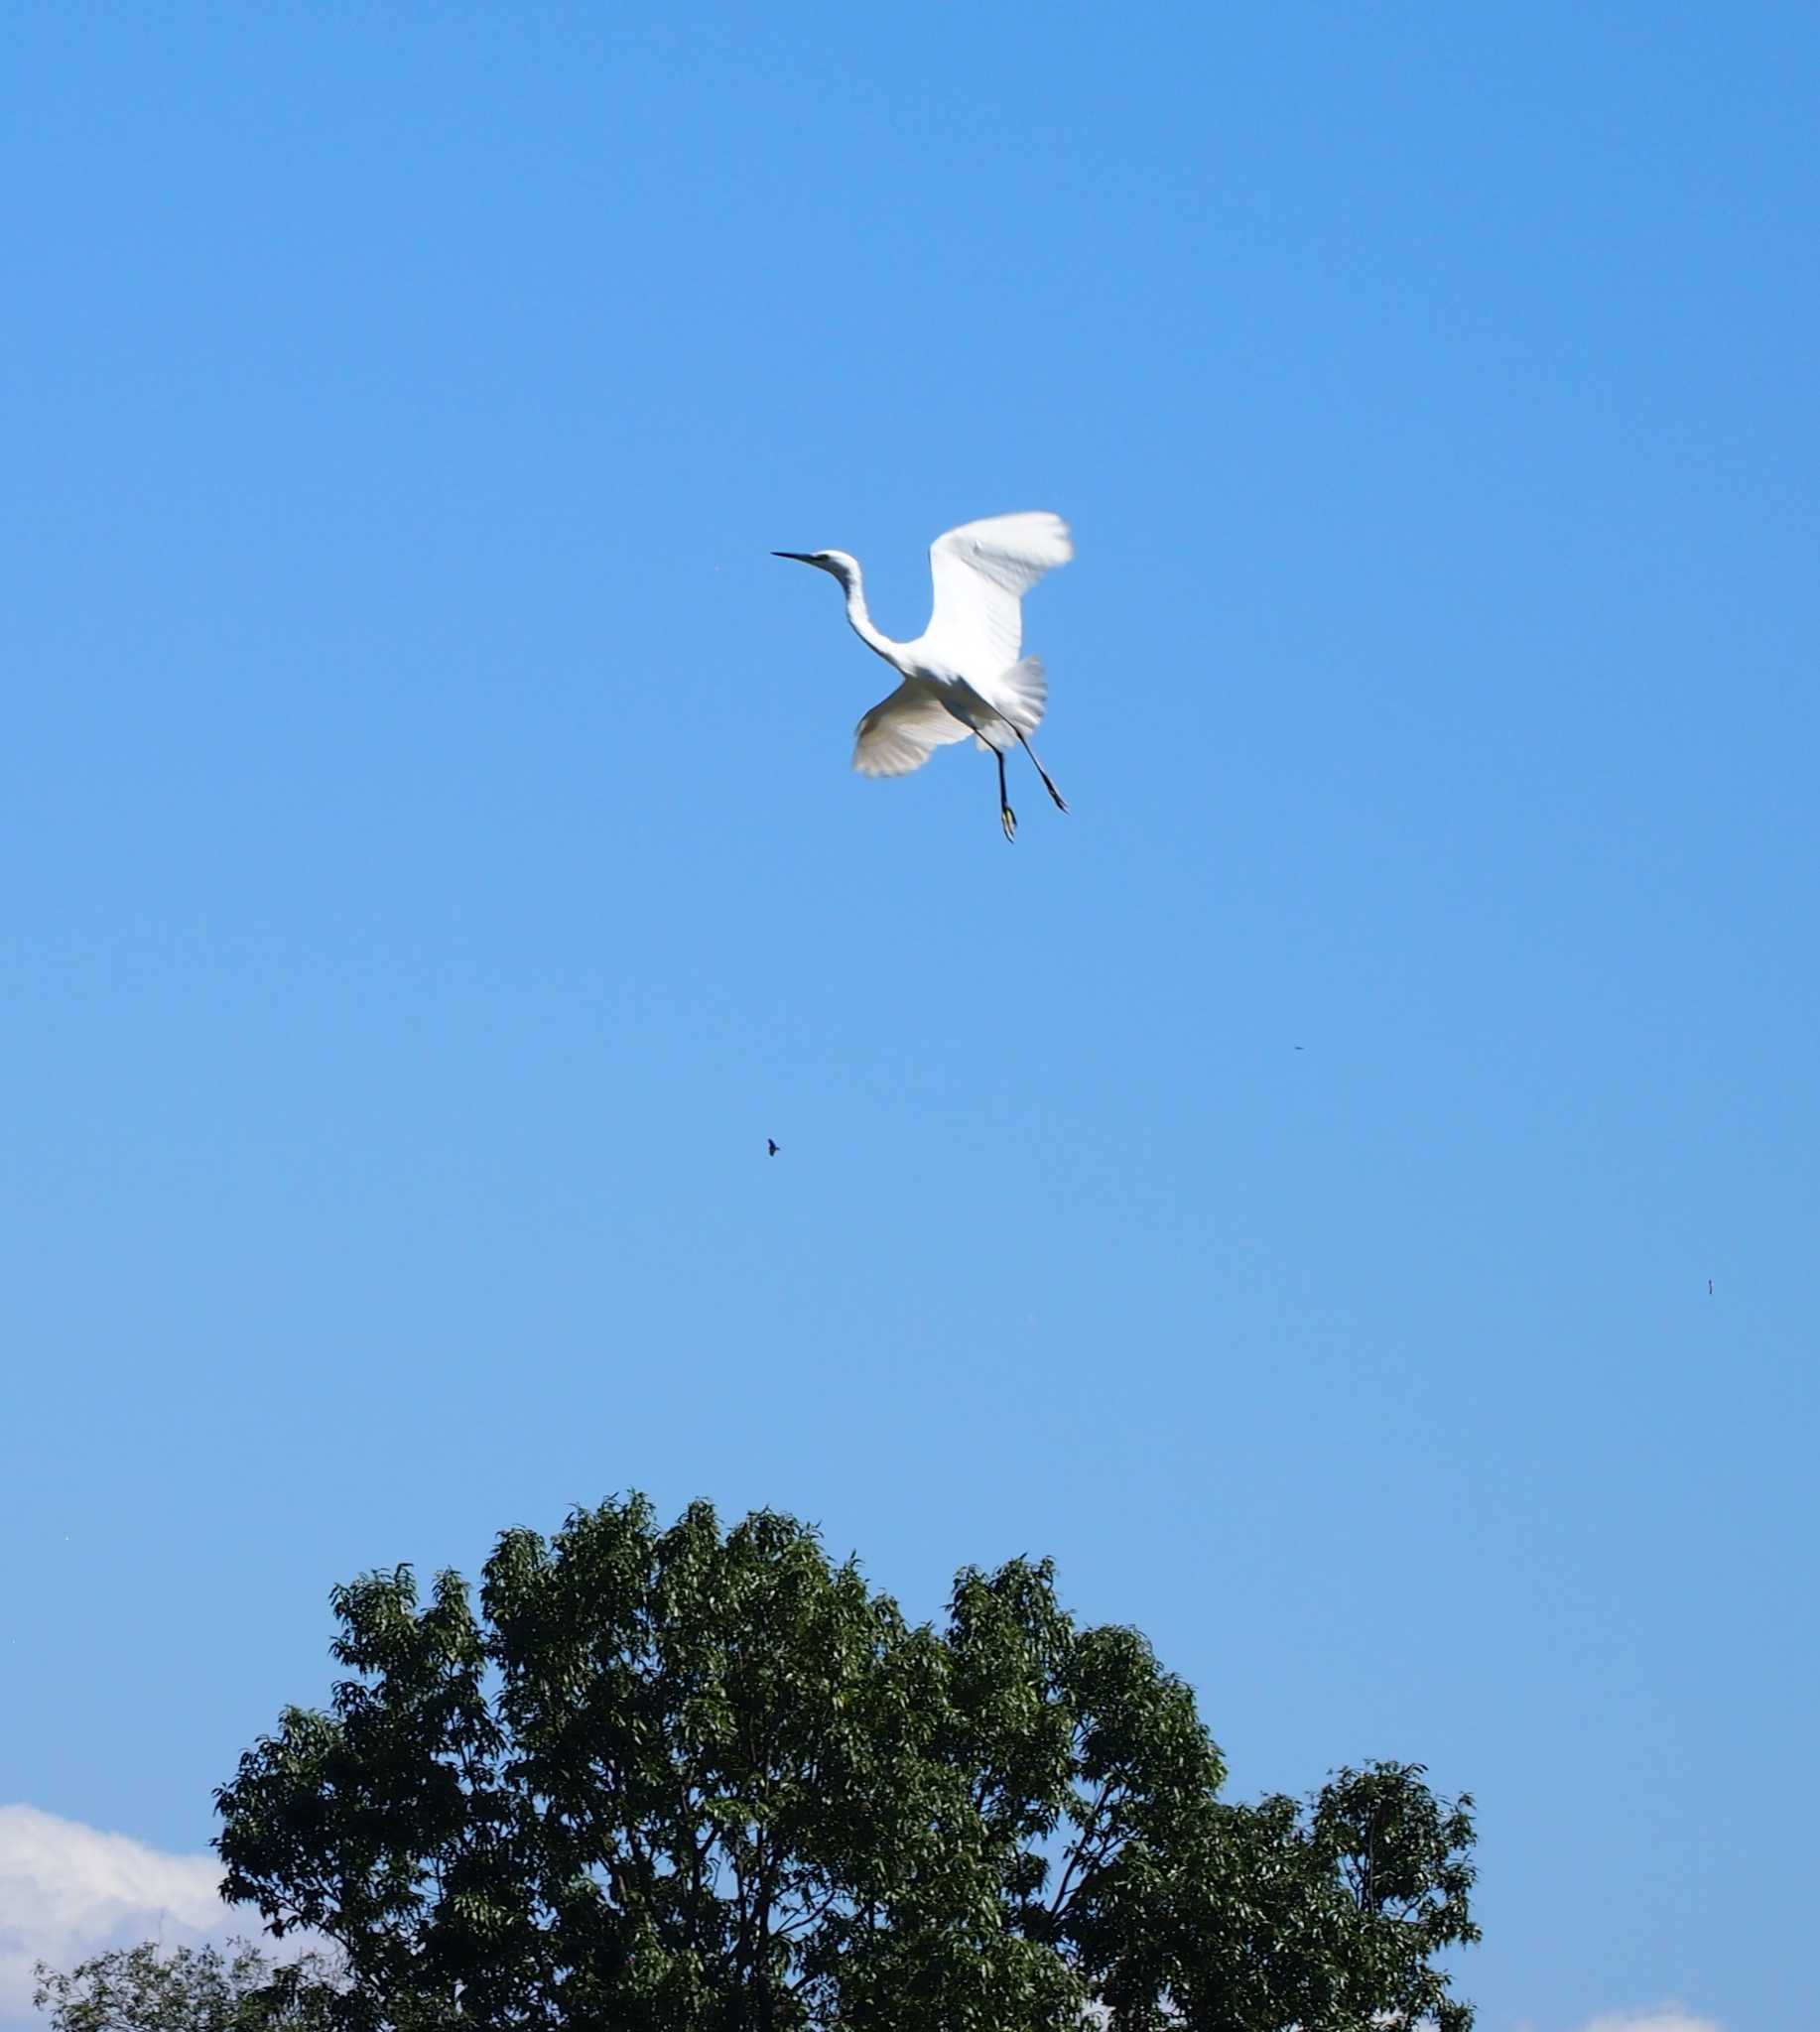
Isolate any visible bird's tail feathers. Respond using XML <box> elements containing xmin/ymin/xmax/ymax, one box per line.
<box><xmin>982</xmin><ymin>655</ymin><xmax>1047</xmax><ymax>737</ymax></box>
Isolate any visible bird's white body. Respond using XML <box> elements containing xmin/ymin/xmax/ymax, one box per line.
<box><xmin>775</xmin><ymin>511</ymin><xmax>1074</xmax><ymax>839</ymax></box>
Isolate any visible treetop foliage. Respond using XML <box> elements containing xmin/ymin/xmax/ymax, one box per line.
<box><xmin>210</xmin><ymin>1494</ymin><xmax>1477</xmax><ymax>2031</ymax></box>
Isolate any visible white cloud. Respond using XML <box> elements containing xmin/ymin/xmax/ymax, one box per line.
<box><xmin>0</xmin><ymin>1803</ymin><xmax>239</xmax><ymax>2023</ymax></box>
<box><xmin>1580</xmin><ymin>2010</ymin><xmax>1726</xmax><ymax>2032</ymax></box>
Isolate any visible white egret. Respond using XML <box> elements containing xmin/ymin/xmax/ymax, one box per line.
<box><xmin>774</xmin><ymin>511</ymin><xmax>1074</xmax><ymax>841</ymax></box>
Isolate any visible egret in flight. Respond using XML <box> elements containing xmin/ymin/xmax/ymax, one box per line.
<box><xmin>774</xmin><ymin>511</ymin><xmax>1074</xmax><ymax>841</ymax></box>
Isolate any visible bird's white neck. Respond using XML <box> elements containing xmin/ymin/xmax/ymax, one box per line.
<box><xmin>832</xmin><ymin>561</ymin><xmax>897</xmax><ymax>664</ymax></box>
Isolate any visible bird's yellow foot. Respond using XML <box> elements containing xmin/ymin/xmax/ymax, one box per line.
<box><xmin>1000</xmin><ymin>805</ymin><xmax>1017</xmax><ymax>842</ymax></box>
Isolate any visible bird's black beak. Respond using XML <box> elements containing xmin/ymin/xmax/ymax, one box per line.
<box><xmin>772</xmin><ymin>552</ymin><xmax>816</xmax><ymax>564</ymax></box>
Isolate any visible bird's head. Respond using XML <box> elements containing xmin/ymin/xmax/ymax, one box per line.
<box><xmin>772</xmin><ymin>548</ymin><xmax>859</xmax><ymax>589</ymax></box>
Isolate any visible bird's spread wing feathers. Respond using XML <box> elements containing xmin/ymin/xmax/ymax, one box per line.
<box><xmin>852</xmin><ymin>678</ymin><xmax>975</xmax><ymax>778</ymax></box>
<box><xmin>919</xmin><ymin>512</ymin><xmax>1073</xmax><ymax>682</ymax></box>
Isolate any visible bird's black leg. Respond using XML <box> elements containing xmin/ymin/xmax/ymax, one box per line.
<box><xmin>1013</xmin><ymin>728</ymin><xmax>1068</xmax><ymax>813</ymax></box>
<box><xmin>996</xmin><ymin>747</ymin><xmax>1017</xmax><ymax>842</ymax></box>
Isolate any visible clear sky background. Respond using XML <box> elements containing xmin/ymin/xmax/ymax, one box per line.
<box><xmin>2</xmin><ymin>8</ymin><xmax>1814</xmax><ymax>2030</ymax></box>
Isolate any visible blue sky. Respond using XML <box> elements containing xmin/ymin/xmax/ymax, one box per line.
<box><xmin>2</xmin><ymin>6</ymin><xmax>1815</xmax><ymax>2028</ymax></box>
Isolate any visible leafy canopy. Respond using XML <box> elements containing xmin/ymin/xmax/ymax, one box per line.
<box><xmin>214</xmin><ymin>1494</ymin><xmax>1477</xmax><ymax>2030</ymax></box>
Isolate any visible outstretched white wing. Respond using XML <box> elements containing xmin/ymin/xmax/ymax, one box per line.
<box><xmin>852</xmin><ymin>677</ymin><xmax>975</xmax><ymax>778</ymax></box>
<box><xmin>917</xmin><ymin>511</ymin><xmax>1074</xmax><ymax>682</ymax></box>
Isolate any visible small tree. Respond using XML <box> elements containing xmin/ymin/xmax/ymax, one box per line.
<box><xmin>215</xmin><ymin>1494</ymin><xmax>1478</xmax><ymax>2029</ymax></box>
<box><xmin>34</xmin><ymin>1939</ymin><xmax>344</xmax><ymax>2032</ymax></box>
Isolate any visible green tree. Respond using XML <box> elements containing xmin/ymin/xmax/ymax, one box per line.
<box><xmin>215</xmin><ymin>1495</ymin><xmax>1477</xmax><ymax>2030</ymax></box>
<box><xmin>34</xmin><ymin>1939</ymin><xmax>344</xmax><ymax>2032</ymax></box>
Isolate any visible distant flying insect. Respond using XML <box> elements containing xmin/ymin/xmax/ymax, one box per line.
<box><xmin>767</xmin><ymin>1139</ymin><xmax>780</xmax><ymax>1157</ymax></box>
<box><xmin>774</xmin><ymin>512</ymin><xmax>1074</xmax><ymax>841</ymax></box>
